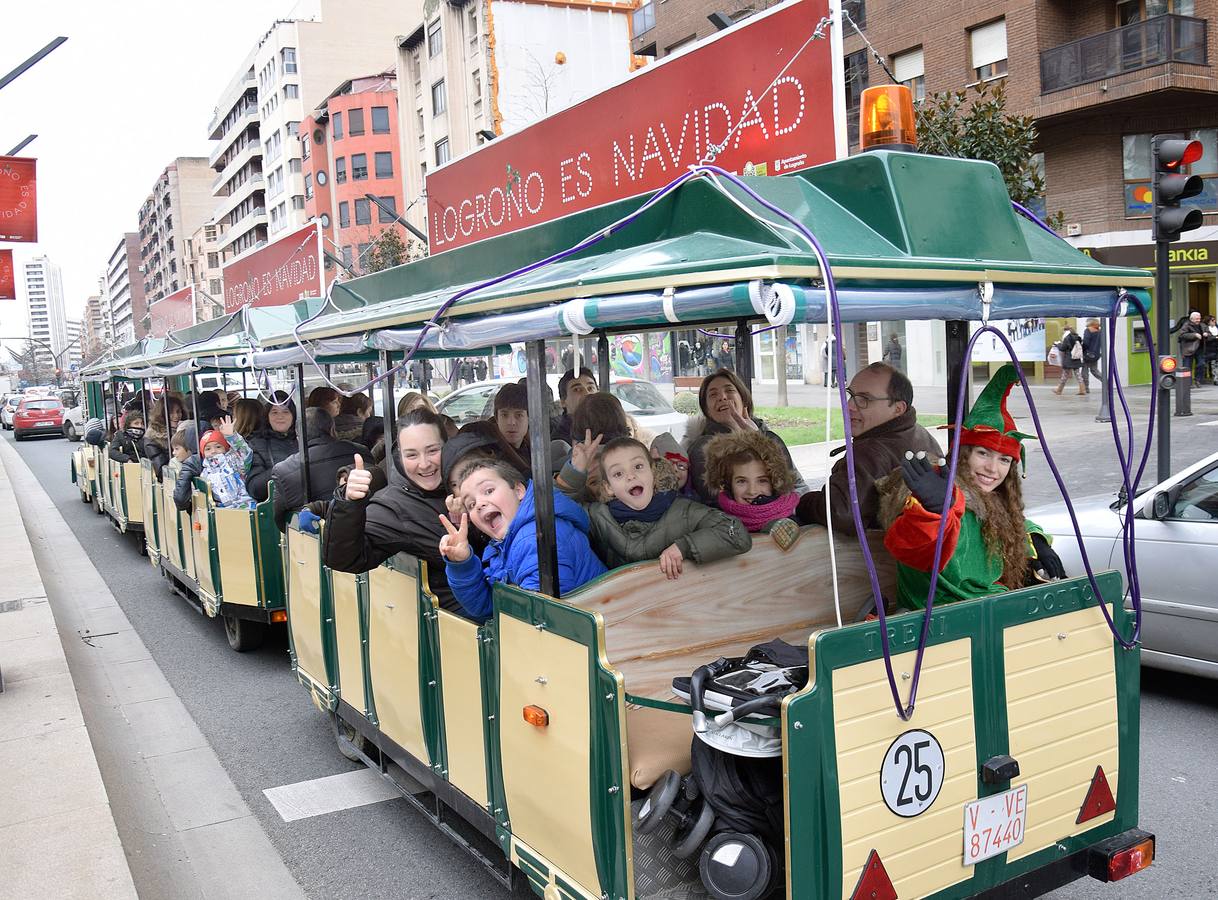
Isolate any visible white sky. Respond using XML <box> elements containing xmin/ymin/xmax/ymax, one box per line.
<box><xmin>0</xmin><ymin>0</ymin><xmax>304</xmax><ymax>357</ymax></box>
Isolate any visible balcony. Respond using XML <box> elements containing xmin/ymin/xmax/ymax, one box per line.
<box><xmin>1041</xmin><ymin>14</ymin><xmax>1207</xmax><ymax>94</ymax></box>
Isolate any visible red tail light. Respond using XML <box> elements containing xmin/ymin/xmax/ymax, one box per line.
<box><xmin>1107</xmin><ymin>837</ymin><xmax>1154</xmax><ymax>881</ymax></box>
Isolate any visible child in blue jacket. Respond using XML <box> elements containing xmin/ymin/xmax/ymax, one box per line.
<box><xmin>439</xmin><ymin>458</ymin><xmax>606</xmax><ymax>621</ymax></box>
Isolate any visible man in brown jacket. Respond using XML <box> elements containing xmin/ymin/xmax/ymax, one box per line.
<box><xmin>796</xmin><ymin>362</ymin><xmax>943</xmax><ymax>535</ymax></box>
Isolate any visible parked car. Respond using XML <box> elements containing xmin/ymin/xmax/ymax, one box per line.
<box><xmin>435</xmin><ymin>376</ymin><xmax>689</xmax><ymax>444</ymax></box>
<box><xmin>1</xmin><ymin>394</ymin><xmax>23</xmax><ymax>430</ymax></box>
<box><xmin>12</xmin><ymin>395</ymin><xmax>65</xmax><ymax>441</ymax></box>
<box><xmin>1028</xmin><ymin>450</ymin><xmax>1218</xmax><ymax>680</ymax></box>
<box><xmin>62</xmin><ymin>398</ymin><xmax>87</xmax><ymax>441</ymax></box>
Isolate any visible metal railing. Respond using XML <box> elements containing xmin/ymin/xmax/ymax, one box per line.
<box><xmin>632</xmin><ymin>2</ymin><xmax>655</xmax><ymax>38</ymax></box>
<box><xmin>1041</xmin><ymin>14</ymin><xmax>1207</xmax><ymax>94</ymax></box>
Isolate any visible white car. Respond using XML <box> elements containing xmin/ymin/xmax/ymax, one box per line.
<box><xmin>435</xmin><ymin>377</ymin><xmax>689</xmax><ymax>445</ymax></box>
<box><xmin>1028</xmin><ymin>451</ymin><xmax>1218</xmax><ymax>680</ymax></box>
<box><xmin>1</xmin><ymin>394</ymin><xmax>22</xmax><ymax>430</ymax></box>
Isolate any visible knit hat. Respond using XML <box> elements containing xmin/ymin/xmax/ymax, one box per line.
<box><xmin>650</xmin><ymin>431</ymin><xmax>688</xmax><ymax>466</ymax></box>
<box><xmin>959</xmin><ymin>364</ymin><xmax>1036</xmax><ymax>463</ymax></box>
<box><xmin>199</xmin><ymin>430</ymin><xmax>230</xmax><ymax>454</ymax></box>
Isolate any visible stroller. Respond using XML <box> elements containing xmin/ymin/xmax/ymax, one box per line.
<box><xmin>635</xmin><ymin>640</ymin><xmax>807</xmax><ymax>900</ymax></box>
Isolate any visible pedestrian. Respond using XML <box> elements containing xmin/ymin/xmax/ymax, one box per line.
<box><xmin>882</xmin><ymin>334</ymin><xmax>903</xmax><ymax>372</ymax></box>
<box><xmin>821</xmin><ymin>335</ymin><xmax>838</xmax><ymax>387</ymax></box>
<box><xmin>475</xmin><ymin>358</ymin><xmax>488</xmax><ymax>382</ymax></box>
<box><xmin>1052</xmin><ymin>327</ymin><xmax>1085</xmax><ymax>396</ymax></box>
<box><xmin>1080</xmin><ymin>319</ymin><xmax>1103</xmax><ymax>392</ymax></box>
<box><xmin>1203</xmin><ymin>316</ymin><xmax>1218</xmax><ymax>385</ymax></box>
<box><xmin>1178</xmin><ymin>311</ymin><xmax>1206</xmax><ymax>386</ymax></box>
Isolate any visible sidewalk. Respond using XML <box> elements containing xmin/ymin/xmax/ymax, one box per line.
<box><xmin>0</xmin><ymin>451</ymin><xmax>137</xmax><ymax>898</ymax></box>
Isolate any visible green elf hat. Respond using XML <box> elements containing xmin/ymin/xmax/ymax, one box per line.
<box><xmin>958</xmin><ymin>363</ymin><xmax>1037</xmax><ymax>464</ymax></box>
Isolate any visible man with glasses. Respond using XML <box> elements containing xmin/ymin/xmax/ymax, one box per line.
<box><xmin>796</xmin><ymin>363</ymin><xmax>942</xmax><ymax>533</ymax></box>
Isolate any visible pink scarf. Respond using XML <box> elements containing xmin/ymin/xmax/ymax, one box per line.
<box><xmin>717</xmin><ymin>491</ymin><xmax>800</xmax><ymax>533</ymax></box>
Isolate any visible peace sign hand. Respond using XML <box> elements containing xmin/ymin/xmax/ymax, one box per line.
<box><xmin>439</xmin><ymin>512</ymin><xmax>472</xmax><ymax>563</ymax></box>
<box><xmin>570</xmin><ymin>429</ymin><xmax>604</xmax><ymax>474</ymax></box>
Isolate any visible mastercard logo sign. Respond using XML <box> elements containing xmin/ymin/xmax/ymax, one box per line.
<box><xmin>1132</xmin><ymin>186</ymin><xmax>1153</xmax><ymax>204</ymax></box>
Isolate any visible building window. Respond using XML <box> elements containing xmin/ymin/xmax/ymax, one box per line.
<box><xmin>332</xmin><ymin>111</ymin><xmax>344</xmax><ymax>140</ymax></box>
<box><xmin>357</xmin><ymin>242</ymin><xmax>372</xmax><ymax>263</ymax></box>
<box><xmin>1122</xmin><ymin>128</ymin><xmax>1218</xmax><ymax>218</ymax></box>
<box><xmin>292</xmin><ymin>195</ymin><xmax>305</xmax><ymax>211</ymax></box>
<box><xmin>427</xmin><ymin>18</ymin><xmax>443</xmax><ymax>58</ymax></box>
<box><xmin>352</xmin><ymin>153</ymin><xmax>368</xmax><ymax>180</ymax></box>
<box><xmin>284</xmin><ymin>83</ymin><xmax>300</xmax><ymax>100</ymax></box>
<box><xmin>842</xmin><ymin>0</ymin><xmax>865</xmax><ymax>27</ymax></box>
<box><xmin>844</xmin><ymin>49</ymin><xmax>869</xmax><ymax>151</ymax></box>
<box><xmin>289</xmin><ymin>157</ymin><xmax>302</xmax><ymax>173</ymax></box>
<box><xmin>371</xmin><ymin>105</ymin><xmax>391</xmax><ymax>134</ymax></box>
<box><xmin>410</xmin><ymin>50</ymin><xmax>422</xmax><ymax>89</ymax></box>
<box><xmin>892</xmin><ymin>47</ymin><xmax>925</xmax><ymax>101</ymax></box>
<box><xmin>339</xmin><ymin>201</ymin><xmax>351</xmax><ymax>227</ymax></box>
<box><xmin>355</xmin><ymin>198</ymin><xmax>371</xmax><ymax>225</ymax></box>
<box><xmin>335</xmin><ymin>157</ymin><xmax>347</xmax><ymax>183</ymax></box>
<box><xmin>376</xmin><ymin>195</ymin><xmax>398</xmax><ymax>223</ymax></box>
<box><xmin>632</xmin><ymin>3</ymin><xmax>655</xmax><ymax>36</ymax></box>
<box><xmin>207</xmin><ymin>252</ymin><xmax>219</xmax><ymax>268</ymax></box>
<box><xmin>287</xmin><ymin>121</ymin><xmax>300</xmax><ymax>138</ymax></box>
<box><xmin>348</xmin><ymin>107</ymin><xmax>365</xmax><ymax>136</ymax></box>
<box><xmin>970</xmin><ymin>19</ymin><xmax>1008</xmax><ymax>81</ymax></box>
<box><xmin>304</xmin><ymin>173</ymin><xmax>314</xmax><ymax>200</ymax></box>
<box><xmin>431</xmin><ymin>80</ymin><xmax>446</xmax><ymax>116</ymax></box>
<box><xmin>342</xmin><ymin>245</ymin><xmax>353</xmax><ymax>268</ymax></box>
<box><xmin>435</xmin><ymin>138</ymin><xmax>451</xmax><ymax>166</ymax></box>
<box><xmin>416</xmin><ymin>108</ymin><xmax>425</xmax><ymax>147</ymax></box>
<box><xmin>375</xmin><ymin>151</ymin><xmax>394</xmax><ymax>179</ymax></box>
<box><xmin>468</xmin><ymin>5</ymin><xmax>478</xmax><ymax>44</ymax></box>
<box><xmin>209</xmin><ymin>278</ymin><xmax>222</xmax><ymax>295</ymax></box>
<box><xmin>282</xmin><ymin>47</ymin><xmax>297</xmax><ymax>74</ymax></box>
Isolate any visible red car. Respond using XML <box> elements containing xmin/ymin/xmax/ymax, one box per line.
<box><xmin>13</xmin><ymin>396</ymin><xmax>65</xmax><ymax>441</ymax></box>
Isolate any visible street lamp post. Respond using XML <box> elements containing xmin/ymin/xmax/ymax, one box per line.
<box><xmin>364</xmin><ymin>193</ymin><xmax>429</xmax><ymax>247</ymax></box>
<box><xmin>2</xmin><ymin>334</ymin><xmax>83</xmax><ymax>386</ymax></box>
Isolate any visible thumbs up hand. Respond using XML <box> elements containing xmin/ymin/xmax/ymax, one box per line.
<box><xmin>344</xmin><ymin>453</ymin><xmax>373</xmax><ymax>501</ymax></box>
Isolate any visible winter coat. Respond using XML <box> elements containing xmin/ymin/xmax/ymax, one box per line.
<box><xmin>1081</xmin><ymin>327</ymin><xmax>1103</xmax><ymax>363</ymax></box>
<box><xmin>333</xmin><ymin>413</ymin><xmax>364</xmax><ymax>443</ymax></box>
<box><xmin>795</xmin><ymin>406</ymin><xmax>943</xmax><ymax>534</ymax></box>
<box><xmin>142</xmin><ymin>438</ymin><xmax>171</xmax><ymax>477</ymax></box>
<box><xmin>271</xmin><ymin>435</ymin><xmax>367</xmax><ymax>531</ymax></box>
<box><xmin>444</xmin><ymin>482</ymin><xmax>607</xmax><ymax>621</ymax></box>
<box><xmin>585</xmin><ymin>495</ymin><xmax>750</xmax><ymax>570</ymax></box>
<box><xmin>174</xmin><ymin>455</ymin><xmax>203</xmax><ymax>511</ymax></box>
<box><xmin>108</xmin><ymin>431</ymin><xmax>145</xmax><ymax>464</ymax></box>
<box><xmin>199</xmin><ymin>433</ymin><xmax>255</xmax><ymax>509</ymax></box>
<box><xmin>1178</xmin><ymin>321</ymin><xmax>1205</xmax><ymax>359</ymax></box>
<box><xmin>246</xmin><ymin>427</ymin><xmax>298</xmax><ymax>502</ymax></box>
<box><xmin>1058</xmin><ymin>331</ymin><xmax>1083</xmax><ymax>369</ymax></box>
<box><xmin>686</xmin><ymin>418</ymin><xmax>808</xmax><ymax>505</ymax></box>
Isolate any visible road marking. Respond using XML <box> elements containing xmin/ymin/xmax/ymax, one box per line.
<box><xmin>263</xmin><ymin>768</ymin><xmax>400</xmax><ymax>822</ymax></box>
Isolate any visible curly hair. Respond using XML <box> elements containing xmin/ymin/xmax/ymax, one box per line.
<box><xmin>701</xmin><ymin>429</ymin><xmax>795</xmax><ymax>496</ymax></box>
<box><xmin>956</xmin><ymin>446</ymin><xmax>1029</xmax><ymax>588</ymax></box>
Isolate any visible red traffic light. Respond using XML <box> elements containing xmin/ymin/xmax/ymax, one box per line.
<box><xmin>1155</xmin><ymin>138</ymin><xmax>1203</xmax><ymax>170</ymax></box>
<box><xmin>1159</xmin><ymin>356</ymin><xmax>1177</xmax><ymax>374</ymax></box>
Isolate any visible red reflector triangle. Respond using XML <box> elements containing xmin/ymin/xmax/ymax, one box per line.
<box><xmin>1076</xmin><ymin>765</ymin><xmax>1117</xmax><ymax>824</ymax></box>
<box><xmin>850</xmin><ymin>848</ymin><xmax>897</xmax><ymax>900</ymax></box>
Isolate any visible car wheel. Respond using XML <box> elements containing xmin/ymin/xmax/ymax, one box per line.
<box><xmin>13</xmin><ymin>431</ymin><xmax>23</xmax><ymax>442</ymax></box>
<box><xmin>223</xmin><ymin>614</ymin><xmax>267</xmax><ymax>652</ymax></box>
<box><xmin>64</xmin><ymin>422</ymin><xmax>77</xmax><ymax>441</ymax></box>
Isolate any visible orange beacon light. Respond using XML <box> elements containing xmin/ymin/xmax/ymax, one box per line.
<box><xmin>860</xmin><ymin>84</ymin><xmax>918</xmax><ymax>153</ymax></box>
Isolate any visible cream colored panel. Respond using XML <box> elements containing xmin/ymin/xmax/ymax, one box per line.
<box><xmin>287</xmin><ymin>529</ymin><xmax>328</xmax><ymax>688</ymax></box>
<box><xmin>191</xmin><ymin>491</ymin><xmax>216</xmax><ymax>604</ymax></box>
<box><xmin>367</xmin><ymin>565</ymin><xmax>428</xmax><ymax>764</ymax></box>
<box><xmin>833</xmin><ymin>638</ymin><xmax>975</xmax><ymax>900</ymax></box>
<box><xmin>438</xmin><ymin>611</ymin><xmax>488</xmax><ymax>808</ymax></box>
<box><xmin>159</xmin><ymin>480</ymin><xmax>182</xmax><ymax>571</ymax></box>
<box><xmin>498</xmin><ymin>614</ymin><xmax>600</xmax><ymax>899</ymax></box>
<box><xmin>1004</xmin><ymin>606</ymin><xmax>1118</xmax><ymax>862</ymax></box>
<box><xmin>332</xmin><ymin>571</ymin><xmax>366</xmax><ymax>716</ymax></box>
<box><xmin>123</xmin><ymin>462</ymin><xmax>145</xmax><ymax>524</ymax></box>
<box><xmin>180</xmin><ymin>508</ymin><xmax>197</xmax><ymax>580</ymax></box>
<box><xmin>140</xmin><ymin>466</ymin><xmax>158</xmax><ymax>557</ymax></box>
<box><xmin>215</xmin><ymin>508</ymin><xmax>258</xmax><ymax>607</ymax></box>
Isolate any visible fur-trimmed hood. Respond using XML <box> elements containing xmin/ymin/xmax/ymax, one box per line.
<box><xmin>702</xmin><ymin>427</ymin><xmax>796</xmax><ymax>495</ymax></box>
<box><xmin>875</xmin><ymin>466</ymin><xmax>993</xmax><ymax>531</ymax></box>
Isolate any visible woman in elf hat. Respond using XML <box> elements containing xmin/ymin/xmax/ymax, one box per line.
<box><xmin>878</xmin><ymin>364</ymin><xmax>1065</xmax><ymax>610</ymax></box>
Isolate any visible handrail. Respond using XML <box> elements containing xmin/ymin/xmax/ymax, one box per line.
<box><xmin>1040</xmin><ymin>13</ymin><xmax>1207</xmax><ymax>94</ymax></box>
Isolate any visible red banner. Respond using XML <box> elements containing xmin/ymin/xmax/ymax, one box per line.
<box><xmin>149</xmin><ymin>286</ymin><xmax>196</xmax><ymax>337</ymax></box>
<box><xmin>0</xmin><ymin>157</ymin><xmax>38</xmax><ymax>243</ymax></box>
<box><xmin>0</xmin><ymin>250</ymin><xmax>14</xmax><ymax>300</ymax></box>
<box><xmin>425</xmin><ymin>0</ymin><xmax>837</xmax><ymax>252</ymax></box>
<box><xmin>221</xmin><ymin>221</ymin><xmax>323</xmax><ymax>313</ymax></box>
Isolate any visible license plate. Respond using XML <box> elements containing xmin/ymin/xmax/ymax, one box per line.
<box><xmin>963</xmin><ymin>785</ymin><xmax>1028</xmax><ymax>865</ymax></box>
<box><xmin>36</xmin><ymin>421</ymin><xmax>55</xmax><ymax>427</ymax></box>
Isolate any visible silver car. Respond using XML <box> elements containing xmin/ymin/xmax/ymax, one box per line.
<box><xmin>1029</xmin><ymin>451</ymin><xmax>1218</xmax><ymax>680</ymax></box>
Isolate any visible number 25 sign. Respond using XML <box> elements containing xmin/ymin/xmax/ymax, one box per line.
<box><xmin>880</xmin><ymin>729</ymin><xmax>946</xmax><ymax>818</ymax></box>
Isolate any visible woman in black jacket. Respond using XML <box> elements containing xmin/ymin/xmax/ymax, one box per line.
<box><xmin>323</xmin><ymin>408</ymin><xmax>463</xmax><ymax>611</ymax></box>
<box><xmin>142</xmin><ymin>395</ymin><xmax>186</xmax><ymax>477</ymax></box>
<box><xmin>108</xmin><ymin>412</ymin><xmax>146</xmax><ymax>464</ymax></box>
<box><xmin>246</xmin><ymin>398</ymin><xmax>297</xmax><ymax>502</ymax></box>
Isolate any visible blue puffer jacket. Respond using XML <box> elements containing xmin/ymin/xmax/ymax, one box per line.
<box><xmin>445</xmin><ymin>481</ymin><xmax>607</xmax><ymax>621</ymax></box>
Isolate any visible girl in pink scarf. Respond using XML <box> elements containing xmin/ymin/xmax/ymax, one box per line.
<box><xmin>703</xmin><ymin>429</ymin><xmax>801</xmax><ymax>533</ymax></box>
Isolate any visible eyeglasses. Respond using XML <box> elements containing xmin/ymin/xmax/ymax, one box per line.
<box><xmin>845</xmin><ymin>388</ymin><xmax>895</xmax><ymax>410</ymax></box>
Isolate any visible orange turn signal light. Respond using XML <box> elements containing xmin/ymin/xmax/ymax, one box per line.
<box><xmin>1106</xmin><ymin>837</ymin><xmax>1154</xmax><ymax>881</ymax></box>
<box><xmin>860</xmin><ymin>85</ymin><xmax>917</xmax><ymax>152</ymax></box>
<box><xmin>271</xmin><ymin>609</ymin><xmax>288</xmax><ymax>623</ymax></box>
<box><xmin>523</xmin><ymin>705</ymin><xmax>549</xmax><ymax>727</ymax></box>
<box><xmin>1159</xmin><ymin>356</ymin><xmax>1177</xmax><ymax>374</ymax></box>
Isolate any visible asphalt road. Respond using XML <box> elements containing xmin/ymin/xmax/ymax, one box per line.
<box><xmin>7</xmin><ymin>419</ymin><xmax>1217</xmax><ymax>899</ymax></box>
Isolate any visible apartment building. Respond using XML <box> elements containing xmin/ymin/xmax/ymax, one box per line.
<box><xmin>65</xmin><ymin>320</ymin><xmax>83</xmax><ymax>370</ymax></box>
<box><xmin>207</xmin><ymin>0</ymin><xmax>422</xmax><ymax>265</ymax></box>
<box><xmin>82</xmin><ymin>295</ymin><xmax>110</xmax><ymax>364</ymax></box>
<box><xmin>185</xmin><ymin>222</ymin><xmax>226</xmax><ymax>322</ymax></box>
<box><xmin>137</xmin><ymin>158</ymin><xmax>214</xmax><ymax>321</ymax></box>
<box><xmin>630</xmin><ymin>0</ymin><xmax>781</xmax><ymax>58</ymax></box>
<box><xmin>22</xmin><ymin>255</ymin><xmax>67</xmax><ymax>369</ymax></box>
<box><xmin>105</xmin><ymin>234</ymin><xmax>147</xmax><ymax>345</ymax></box>
<box><xmin>301</xmin><ymin>72</ymin><xmax>408</xmax><ymax>273</ymax></box>
<box><xmin>395</xmin><ymin>0</ymin><xmax>639</xmax><ymax>238</ymax></box>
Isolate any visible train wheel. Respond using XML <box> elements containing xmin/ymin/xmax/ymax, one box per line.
<box><xmin>334</xmin><ymin>716</ymin><xmax>368</xmax><ymax>762</ymax></box>
<box><xmin>223</xmin><ymin>614</ymin><xmax>267</xmax><ymax>652</ymax></box>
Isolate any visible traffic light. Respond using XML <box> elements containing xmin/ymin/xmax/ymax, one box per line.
<box><xmin>1152</xmin><ymin>136</ymin><xmax>1204</xmax><ymax>242</ymax></box>
<box><xmin>1157</xmin><ymin>355</ymin><xmax>1177</xmax><ymax>391</ymax></box>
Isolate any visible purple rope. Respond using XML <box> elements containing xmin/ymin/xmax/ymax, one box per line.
<box><xmin>1011</xmin><ymin>200</ymin><xmax>1059</xmax><ymax>239</ymax></box>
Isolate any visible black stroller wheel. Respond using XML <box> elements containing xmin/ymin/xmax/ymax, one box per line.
<box><xmin>673</xmin><ymin>797</ymin><xmax>716</xmax><ymax>859</ymax></box>
<box><xmin>699</xmin><ymin>831</ymin><xmax>775</xmax><ymax>900</ymax></box>
<box><xmin>636</xmin><ymin>769</ymin><xmax>681</xmax><ymax>835</ymax></box>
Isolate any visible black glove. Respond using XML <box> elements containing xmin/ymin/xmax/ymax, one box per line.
<box><xmin>1028</xmin><ymin>532</ymin><xmax>1065</xmax><ymax>582</ymax></box>
<box><xmin>899</xmin><ymin>451</ymin><xmax>951</xmax><ymax>515</ymax></box>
